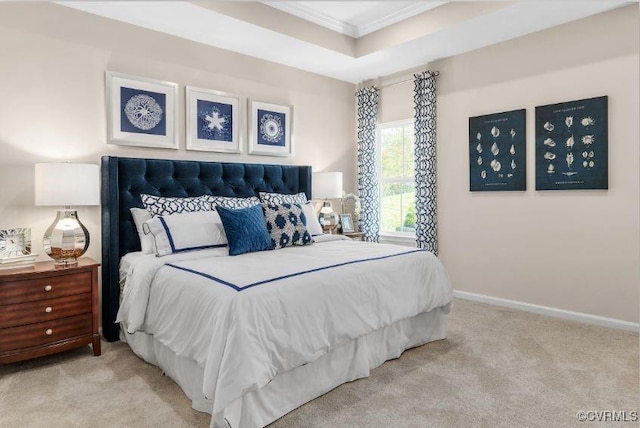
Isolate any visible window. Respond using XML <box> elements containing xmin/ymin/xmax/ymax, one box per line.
<box><xmin>377</xmin><ymin>120</ymin><xmax>415</xmax><ymax>235</ymax></box>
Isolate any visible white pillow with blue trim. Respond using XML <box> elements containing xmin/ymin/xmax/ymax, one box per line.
<box><xmin>143</xmin><ymin>211</ymin><xmax>227</xmax><ymax>256</ymax></box>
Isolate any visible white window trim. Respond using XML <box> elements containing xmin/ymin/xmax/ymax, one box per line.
<box><xmin>376</xmin><ymin>119</ymin><xmax>416</xmax><ymax>237</ymax></box>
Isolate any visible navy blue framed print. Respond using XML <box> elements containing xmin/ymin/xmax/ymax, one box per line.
<box><xmin>469</xmin><ymin>109</ymin><xmax>526</xmax><ymax>191</ymax></box>
<box><xmin>186</xmin><ymin>87</ymin><xmax>240</xmax><ymax>153</ymax></box>
<box><xmin>249</xmin><ymin>100</ymin><xmax>292</xmax><ymax>156</ymax></box>
<box><xmin>106</xmin><ymin>71</ymin><xmax>178</xmax><ymax>149</ymax></box>
<box><xmin>535</xmin><ymin>96</ymin><xmax>608</xmax><ymax>190</ymax></box>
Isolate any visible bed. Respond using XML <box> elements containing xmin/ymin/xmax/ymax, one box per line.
<box><xmin>101</xmin><ymin>156</ymin><xmax>453</xmax><ymax>428</ymax></box>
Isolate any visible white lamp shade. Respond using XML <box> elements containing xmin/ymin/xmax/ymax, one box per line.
<box><xmin>313</xmin><ymin>172</ymin><xmax>343</xmax><ymax>199</ymax></box>
<box><xmin>35</xmin><ymin>163</ymin><xmax>100</xmax><ymax>206</ymax></box>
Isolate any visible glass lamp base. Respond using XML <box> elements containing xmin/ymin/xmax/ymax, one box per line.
<box><xmin>318</xmin><ymin>201</ymin><xmax>339</xmax><ymax>234</ymax></box>
<box><xmin>43</xmin><ymin>210</ymin><xmax>89</xmax><ymax>267</ymax></box>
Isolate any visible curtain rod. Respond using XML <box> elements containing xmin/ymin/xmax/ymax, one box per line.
<box><xmin>380</xmin><ymin>70</ymin><xmax>440</xmax><ymax>89</ymax></box>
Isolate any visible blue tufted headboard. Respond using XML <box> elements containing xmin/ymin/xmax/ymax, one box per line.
<box><xmin>100</xmin><ymin>156</ymin><xmax>312</xmax><ymax>342</ymax></box>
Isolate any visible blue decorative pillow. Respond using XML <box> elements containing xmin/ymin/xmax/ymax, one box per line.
<box><xmin>259</xmin><ymin>191</ymin><xmax>308</xmax><ymax>205</ymax></box>
<box><xmin>141</xmin><ymin>194</ymin><xmax>210</xmax><ymax>216</ymax></box>
<box><xmin>207</xmin><ymin>195</ymin><xmax>261</xmax><ymax>210</ymax></box>
<box><xmin>262</xmin><ymin>202</ymin><xmax>313</xmax><ymax>250</ymax></box>
<box><xmin>215</xmin><ymin>205</ymin><xmax>273</xmax><ymax>256</ymax></box>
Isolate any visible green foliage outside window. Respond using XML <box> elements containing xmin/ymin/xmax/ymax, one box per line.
<box><xmin>379</xmin><ymin>122</ymin><xmax>416</xmax><ymax>234</ymax></box>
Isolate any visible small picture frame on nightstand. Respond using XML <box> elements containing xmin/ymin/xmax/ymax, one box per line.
<box><xmin>340</xmin><ymin>214</ymin><xmax>355</xmax><ymax>233</ymax></box>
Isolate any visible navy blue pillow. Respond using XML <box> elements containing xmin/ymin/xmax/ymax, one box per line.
<box><xmin>215</xmin><ymin>205</ymin><xmax>274</xmax><ymax>256</ymax></box>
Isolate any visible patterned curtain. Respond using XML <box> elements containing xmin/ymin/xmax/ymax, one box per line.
<box><xmin>356</xmin><ymin>87</ymin><xmax>380</xmax><ymax>242</ymax></box>
<box><xmin>413</xmin><ymin>71</ymin><xmax>438</xmax><ymax>254</ymax></box>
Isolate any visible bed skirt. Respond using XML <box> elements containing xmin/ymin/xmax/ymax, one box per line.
<box><xmin>122</xmin><ymin>303</ymin><xmax>450</xmax><ymax>428</ymax></box>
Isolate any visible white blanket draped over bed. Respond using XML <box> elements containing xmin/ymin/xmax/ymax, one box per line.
<box><xmin>117</xmin><ymin>237</ymin><xmax>452</xmax><ymax>416</ymax></box>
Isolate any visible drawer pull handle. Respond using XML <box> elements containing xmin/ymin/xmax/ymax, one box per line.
<box><xmin>45</xmin><ymin>307</ymin><xmax>52</xmax><ymax>313</ymax></box>
<box><xmin>45</xmin><ymin>329</ymin><xmax>53</xmax><ymax>336</ymax></box>
<box><xmin>44</xmin><ymin>285</ymin><xmax>52</xmax><ymax>292</ymax></box>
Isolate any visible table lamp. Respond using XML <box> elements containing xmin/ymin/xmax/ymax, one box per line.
<box><xmin>312</xmin><ymin>172</ymin><xmax>343</xmax><ymax>234</ymax></box>
<box><xmin>34</xmin><ymin>162</ymin><xmax>99</xmax><ymax>267</ymax></box>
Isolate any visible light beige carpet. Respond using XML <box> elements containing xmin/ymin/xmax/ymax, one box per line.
<box><xmin>1</xmin><ymin>299</ymin><xmax>637</xmax><ymax>428</ymax></box>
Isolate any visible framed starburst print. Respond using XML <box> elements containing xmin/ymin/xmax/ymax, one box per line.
<box><xmin>106</xmin><ymin>71</ymin><xmax>178</xmax><ymax>149</ymax></box>
<box><xmin>249</xmin><ymin>100</ymin><xmax>292</xmax><ymax>157</ymax></box>
<box><xmin>186</xmin><ymin>87</ymin><xmax>241</xmax><ymax>153</ymax></box>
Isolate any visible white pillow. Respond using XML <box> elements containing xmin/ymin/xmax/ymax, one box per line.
<box><xmin>301</xmin><ymin>201</ymin><xmax>324</xmax><ymax>236</ymax></box>
<box><xmin>130</xmin><ymin>208</ymin><xmax>156</xmax><ymax>254</ymax></box>
<box><xmin>143</xmin><ymin>211</ymin><xmax>227</xmax><ymax>256</ymax></box>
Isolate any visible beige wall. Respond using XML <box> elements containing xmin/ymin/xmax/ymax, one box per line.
<box><xmin>379</xmin><ymin>5</ymin><xmax>639</xmax><ymax>323</ymax></box>
<box><xmin>0</xmin><ymin>4</ymin><xmax>356</xmax><ymax>266</ymax></box>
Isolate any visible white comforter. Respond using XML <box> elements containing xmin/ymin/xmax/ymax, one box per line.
<box><xmin>117</xmin><ymin>238</ymin><xmax>452</xmax><ymax>415</ymax></box>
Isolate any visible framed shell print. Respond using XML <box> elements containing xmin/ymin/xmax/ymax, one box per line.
<box><xmin>535</xmin><ymin>96</ymin><xmax>608</xmax><ymax>190</ymax></box>
<box><xmin>469</xmin><ymin>109</ymin><xmax>526</xmax><ymax>191</ymax></box>
<box><xmin>248</xmin><ymin>100</ymin><xmax>292</xmax><ymax>157</ymax></box>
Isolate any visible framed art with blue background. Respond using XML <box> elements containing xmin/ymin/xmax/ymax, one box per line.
<box><xmin>535</xmin><ymin>96</ymin><xmax>608</xmax><ymax>190</ymax></box>
<box><xmin>106</xmin><ymin>71</ymin><xmax>178</xmax><ymax>149</ymax></box>
<box><xmin>249</xmin><ymin>100</ymin><xmax>292</xmax><ymax>156</ymax></box>
<box><xmin>186</xmin><ymin>86</ymin><xmax>240</xmax><ymax>153</ymax></box>
<box><xmin>469</xmin><ymin>109</ymin><xmax>526</xmax><ymax>191</ymax></box>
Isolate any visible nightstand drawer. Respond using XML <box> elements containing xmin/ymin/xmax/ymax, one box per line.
<box><xmin>0</xmin><ymin>272</ymin><xmax>91</xmax><ymax>305</ymax></box>
<box><xmin>0</xmin><ymin>314</ymin><xmax>92</xmax><ymax>353</ymax></box>
<box><xmin>0</xmin><ymin>293</ymin><xmax>91</xmax><ymax>329</ymax></box>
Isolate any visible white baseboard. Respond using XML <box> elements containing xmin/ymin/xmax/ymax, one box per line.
<box><xmin>452</xmin><ymin>290</ymin><xmax>639</xmax><ymax>333</ymax></box>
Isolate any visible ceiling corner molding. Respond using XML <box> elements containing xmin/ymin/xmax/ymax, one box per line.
<box><xmin>263</xmin><ymin>2</ymin><xmax>358</xmax><ymax>37</ymax></box>
<box><xmin>356</xmin><ymin>2</ymin><xmax>448</xmax><ymax>37</ymax></box>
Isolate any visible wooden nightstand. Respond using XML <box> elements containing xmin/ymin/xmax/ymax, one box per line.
<box><xmin>0</xmin><ymin>257</ymin><xmax>100</xmax><ymax>364</ymax></box>
<box><xmin>342</xmin><ymin>232</ymin><xmax>365</xmax><ymax>241</ymax></box>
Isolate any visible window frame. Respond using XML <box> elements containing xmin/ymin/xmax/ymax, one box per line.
<box><xmin>376</xmin><ymin>119</ymin><xmax>416</xmax><ymax>239</ymax></box>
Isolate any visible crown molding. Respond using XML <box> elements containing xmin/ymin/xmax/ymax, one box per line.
<box><xmin>356</xmin><ymin>2</ymin><xmax>447</xmax><ymax>37</ymax></box>
<box><xmin>264</xmin><ymin>2</ymin><xmax>358</xmax><ymax>38</ymax></box>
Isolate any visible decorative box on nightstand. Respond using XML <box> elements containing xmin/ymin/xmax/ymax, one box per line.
<box><xmin>342</xmin><ymin>232</ymin><xmax>365</xmax><ymax>241</ymax></box>
<box><xmin>0</xmin><ymin>257</ymin><xmax>100</xmax><ymax>364</ymax></box>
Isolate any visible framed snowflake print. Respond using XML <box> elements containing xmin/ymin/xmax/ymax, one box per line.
<box><xmin>469</xmin><ymin>109</ymin><xmax>526</xmax><ymax>191</ymax></box>
<box><xmin>186</xmin><ymin>87</ymin><xmax>240</xmax><ymax>153</ymax></box>
<box><xmin>248</xmin><ymin>100</ymin><xmax>292</xmax><ymax>157</ymax></box>
<box><xmin>106</xmin><ymin>71</ymin><xmax>178</xmax><ymax>149</ymax></box>
<box><xmin>535</xmin><ymin>96</ymin><xmax>608</xmax><ymax>190</ymax></box>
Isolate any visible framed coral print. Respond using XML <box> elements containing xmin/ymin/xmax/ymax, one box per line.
<box><xmin>469</xmin><ymin>109</ymin><xmax>526</xmax><ymax>191</ymax></box>
<box><xmin>186</xmin><ymin>86</ymin><xmax>240</xmax><ymax>153</ymax></box>
<box><xmin>106</xmin><ymin>71</ymin><xmax>178</xmax><ymax>149</ymax></box>
<box><xmin>535</xmin><ymin>96</ymin><xmax>608</xmax><ymax>190</ymax></box>
<box><xmin>249</xmin><ymin>100</ymin><xmax>292</xmax><ymax>156</ymax></box>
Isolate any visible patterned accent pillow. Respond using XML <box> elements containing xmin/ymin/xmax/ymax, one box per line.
<box><xmin>141</xmin><ymin>194</ymin><xmax>211</xmax><ymax>216</ymax></box>
<box><xmin>262</xmin><ymin>202</ymin><xmax>313</xmax><ymax>250</ymax></box>
<box><xmin>259</xmin><ymin>191</ymin><xmax>308</xmax><ymax>205</ymax></box>
<box><xmin>207</xmin><ymin>195</ymin><xmax>261</xmax><ymax>210</ymax></box>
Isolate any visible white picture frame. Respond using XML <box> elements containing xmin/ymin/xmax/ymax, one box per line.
<box><xmin>248</xmin><ymin>100</ymin><xmax>293</xmax><ymax>157</ymax></box>
<box><xmin>106</xmin><ymin>71</ymin><xmax>178</xmax><ymax>149</ymax></box>
<box><xmin>186</xmin><ymin>86</ymin><xmax>241</xmax><ymax>153</ymax></box>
